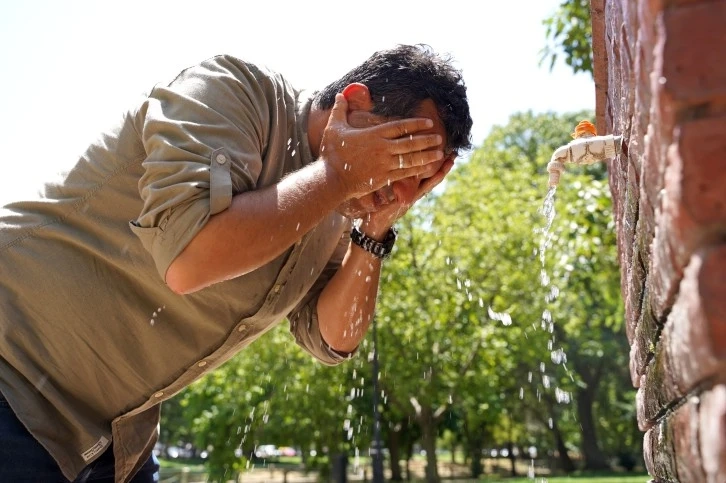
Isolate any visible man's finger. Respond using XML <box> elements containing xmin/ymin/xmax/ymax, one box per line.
<box><xmin>414</xmin><ymin>159</ymin><xmax>454</xmax><ymax>202</ymax></box>
<box><xmin>390</xmin><ymin>134</ymin><xmax>443</xmax><ymax>155</ymax></box>
<box><xmin>327</xmin><ymin>93</ymin><xmax>349</xmax><ymax>126</ymax></box>
<box><xmin>374</xmin><ymin>117</ymin><xmax>434</xmax><ymax>139</ymax></box>
<box><xmin>396</xmin><ymin>149</ymin><xmax>444</xmax><ymax>169</ymax></box>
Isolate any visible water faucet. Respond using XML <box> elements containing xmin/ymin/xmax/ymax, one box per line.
<box><xmin>547</xmin><ymin>120</ymin><xmax>623</xmax><ymax>187</ymax></box>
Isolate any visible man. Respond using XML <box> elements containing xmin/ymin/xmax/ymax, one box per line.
<box><xmin>0</xmin><ymin>44</ymin><xmax>472</xmax><ymax>482</ymax></box>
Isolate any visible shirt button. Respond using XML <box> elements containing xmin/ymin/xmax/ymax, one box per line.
<box><xmin>237</xmin><ymin>324</ymin><xmax>247</xmax><ymax>332</ymax></box>
<box><xmin>216</xmin><ymin>154</ymin><xmax>227</xmax><ymax>164</ymax></box>
<box><xmin>154</xmin><ymin>392</ymin><xmax>164</xmax><ymax>398</ymax></box>
<box><xmin>273</xmin><ymin>284</ymin><xmax>281</xmax><ymax>293</ymax></box>
<box><xmin>197</xmin><ymin>361</ymin><xmax>207</xmax><ymax>368</ymax></box>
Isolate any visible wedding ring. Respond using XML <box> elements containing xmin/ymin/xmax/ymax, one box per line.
<box><xmin>398</xmin><ymin>154</ymin><xmax>404</xmax><ymax>167</ymax></box>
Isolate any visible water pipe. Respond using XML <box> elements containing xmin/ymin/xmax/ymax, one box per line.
<box><xmin>546</xmin><ymin>120</ymin><xmax>624</xmax><ymax>187</ymax></box>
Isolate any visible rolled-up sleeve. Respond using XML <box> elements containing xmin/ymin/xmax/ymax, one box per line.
<box><xmin>288</xmin><ymin>226</ymin><xmax>356</xmax><ymax>366</ymax></box>
<box><xmin>130</xmin><ymin>56</ymin><xmax>270</xmax><ymax>280</ymax></box>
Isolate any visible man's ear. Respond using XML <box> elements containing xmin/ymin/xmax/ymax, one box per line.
<box><xmin>342</xmin><ymin>83</ymin><xmax>373</xmax><ymax>111</ymax></box>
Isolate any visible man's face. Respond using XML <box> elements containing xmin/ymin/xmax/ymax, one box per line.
<box><xmin>336</xmin><ymin>99</ymin><xmax>449</xmax><ymax>219</ymax></box>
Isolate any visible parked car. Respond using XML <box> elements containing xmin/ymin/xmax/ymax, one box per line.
<box><xmin>255</xmin><ymin>444</ymin><xmax>280</xmax><ymax>459</ymax></box>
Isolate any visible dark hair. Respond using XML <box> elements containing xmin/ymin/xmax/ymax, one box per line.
<box><xmin>313</xmin><ymin>44</ymin><xmax>473</xmax><ymax>155</ymax></box>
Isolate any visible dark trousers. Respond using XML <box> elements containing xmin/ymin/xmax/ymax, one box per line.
<box><xmin>0</xmin><ymin>391</ymin><xmax>159</xmax><ymax>482</ymax></box>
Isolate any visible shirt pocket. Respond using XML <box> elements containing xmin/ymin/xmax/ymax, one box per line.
<box><xmin>209</xmin><ymin>147</ymin><xmax>233</xmax><ymax>215</ymax></box>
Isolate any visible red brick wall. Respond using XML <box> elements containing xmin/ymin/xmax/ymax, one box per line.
<box><xmin>591</xmin><ymin>0</ymin><xmax>726</xmax><ymax>481</ymax></box>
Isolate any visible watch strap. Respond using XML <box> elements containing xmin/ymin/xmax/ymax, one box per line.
<box><xmin>350</xmin><ymin>225</ymin><xmax>397</xmax><ymax>259</ymax></box>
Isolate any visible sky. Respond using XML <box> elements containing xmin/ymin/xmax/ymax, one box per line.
<box><xmin>0</xmin><ymin>0</ymin><xmax>594</xmax><ymax>203</ymax></box>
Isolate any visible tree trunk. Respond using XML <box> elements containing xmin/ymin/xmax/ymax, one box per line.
<box><xmin>576</xmin><ymin>386</ymin><xmax>611</xmax><ymax>470</ymax></box>
<box><xmin>550</xmin><ymin>417</ymin><xmax>576</xmax><ymax>473</ymax></box>
<box><xmin>418</xmin><ymin>406</ymin><xmax>441</xmax><ymax>483</ymax></box>
<box><xmin>507</xmin><ymin>441</ymin><xmax>517</xmax><ymax>477</ymax></box>
<box><xmin>405</xmin><ymin>441</ymin><xmax>413</xmax><ymax>481</ymax></box>
<box><xmin>386</xmin><ymin>424</ymin><xmax>404</xmax><ymax>481</ymax></box>
<box><xmin>469</xmin><ymin>441</ymin><xmax>484</xmax><ymax>478</ymax></box>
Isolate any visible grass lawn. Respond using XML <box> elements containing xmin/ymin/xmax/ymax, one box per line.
<box><xmin>479</xmin><ymin>474</ymin><xmax>650</xmax><ymax>483</ymax></box>
<box><xmin>158</xmin><ymin>458</ymin><xmax>205</xmax><ymax>471</ymax></box>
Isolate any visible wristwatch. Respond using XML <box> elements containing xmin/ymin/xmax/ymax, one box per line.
<box><xmin>350</xmin><ymin>225</ymin><xmax>397</xmax><ymax>259</ymax></box>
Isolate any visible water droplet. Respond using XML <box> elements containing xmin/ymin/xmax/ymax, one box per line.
<box><xmin>487</xmin><ymin>306</ymin><xmax>512</xmax><ymax>326</ymax></box>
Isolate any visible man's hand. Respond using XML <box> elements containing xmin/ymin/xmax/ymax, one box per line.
<box><xmin>361</xmin><ymin>157</ymin><xmax>455</xmax><ymax>236</ymax></box>
<box><xmin>320</xmin><ymin>94</ymin><xmax>444</xmax><ymax>199</ymax></box>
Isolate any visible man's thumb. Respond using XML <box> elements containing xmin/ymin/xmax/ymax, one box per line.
<box><xmin>328</xmin><ymin>93</ymin><xmax>349</xmax><ymax>126</ymax></box>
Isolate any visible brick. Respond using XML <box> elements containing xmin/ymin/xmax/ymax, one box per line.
<box><xmin>628</xmin><ymin>81</ymin><xmax>647</xmax><ymax>175</ymax></box>
<box><xmin>631</xmin><ymin>286</ymin><xmax>661</xmax><ymax>386</ymax></box>
<box><xmin>618</xmin><ymin>23</ymin><xmax>636</xmax><ymax>135</ymax></box>
<box><xmin>667</xmin><ymin>0</ymin><xmax>711</xmax><ymax>5</ymax></box>
<box><xmin>611</xmin><ymin>150</ymin><xmax>628</xmax><ymax>274</ymax></box>
<box><xmin>664</xmin><ymin>247</ymin><xmax>726</xmax><ymax>395</ymax></box>
<box><xmin>652</xmin><ymin>12</ymin><xmax>676</xmax><ymax>146</ymax></box>
<box><xmin>634</xmin><ymin>54</ymin><xmax>652</xmax><ymax>138</ymax></box>
<box><xmin>643</xmin><ymin>0</ymin><xmax>664</xmax><ymax>18</ymax></box>
<box><xmin>700</xmin><ymin>247</ymin><xmax>726</xmax><ymax>359</ymax></box>
<box><xmin>643</xmin><ymin>419</ymin><xmax>678</xmax><ymax>481</ymax></box>
<box><xmin>620</xmin><ymin>0</ymin><xmax>638</xmax><ymax>50</ymax></box>
<box><xmin>634</xmin><ymin>193</ymin><xmax>655</xmax><ymax>267</ymax></box>
<box><xmin>622</xmin><ymin>162</ymin><xmax>640</xmax><ymax>268</ymax></box>
<box><xmin>592</xmin><ymin>0</ymin><xmax>609</xmax><ymax>133</ymax></box>
<box><xmin>625</xmin><ymin>247</ymin><xmax>646</xmax><ymax>343</ymax></box>
<box><xmin>649</xmin><ymin>217</ymin><xmax>680</xmax><ymax>320</ymax></box>
<box><xmin>625</xmin><ymin>292</ymin><xmax>637</xmax><ymax>345</ymax></box>
<box><xmin>638</xmin><ymin>341</ymin><xmax>682</xmax><ymax>430</ymax></box>
<box><xmin>662</xmin><ymin>117</ymin><xmax>726</xmax><ymax>270</ymax></box>
<box><xmin>661</xmin><ymin>1</ymin><xmax>726</xmax><ymax>103</ymax></box>
<box><xmin>680</xmin><ymin>117</ymin><xmax>726</xmax><ymax>226</ymax></box>
<box><xmin>631</xmin><ymin>349</ymin><xmax>643</xmax><ymax>389</ymax></box>
<box><xmin>699</xmin><ymin>385</ymin><xmax>726</xmax><ymax>482</ymax></box>
<box><xmin>637</xmin><ymin>184</ymin><xmax>657</xmax><ymax>263</ymax></box>
<box><xmin>672</xmin><ymin>396</ymin><xmax>707</xmax><ymax>483</ymax></box>
<box><xmin>606</xmin><ymin>1</ymin><xmax>625</xmax><ymax>131</ymax></box>
<box><xmin>640</xmin><ymin>122</ymin><xmax>663</xmax><ymax>227</ymax></box>
<box><xmin>637</xmin><ymin>0</ymin><xmax>658</xmax><ymax>71</ymax></box>
<box><xmin>626</xmin><ymin>242</ymin><xmax>648</xmax><ymax>344</ymax></box>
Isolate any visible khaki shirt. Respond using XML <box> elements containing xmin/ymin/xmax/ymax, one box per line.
<box><xmin>0</xmin><ymin>55</ymin><xmax>351</xmax><ymax>482</ymax></box>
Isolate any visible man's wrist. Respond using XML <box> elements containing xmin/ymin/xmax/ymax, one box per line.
<box><xmin>357</xmin><ymin>219</ymin><xmax>392</xmax><ymax>241</ymax></box>
<box><xmin>350</xmin><ymin>224</ymin><xmax>397</xmax><ymax>259</ymax></box>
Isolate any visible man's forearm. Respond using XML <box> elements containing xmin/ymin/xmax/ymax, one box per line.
<box><xmin>166</xmin><ymin>160</ymin><xmax>345</xmax><ymax>294</ymax></box>
<box><xmin>317</xmin><ymin>246</ymin><xmax>382</xmax><ymax>353</ymax></box>
<box><xmin>316</xmin><ymin>220</ymin><xmax>392</xmax><ymax>353</ymax></box>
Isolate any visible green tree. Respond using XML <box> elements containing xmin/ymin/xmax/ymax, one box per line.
<box><xmin>542</xmin><ymin>0</ymin><xmax>594</xmax><ymax>76</ymax></box>
<box><xmin>161</xmin><ymin>324</ymin><xmax>369</xmax><ymax>481</ymax></box>
<box><xmin>431</xmin><ymin>110</ymin><xmax>629</xmax><ymax>474</ymax></box>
